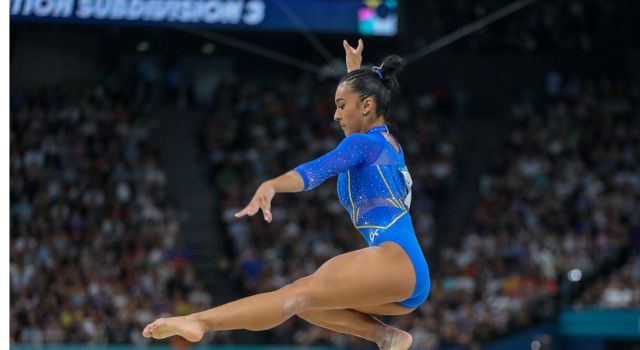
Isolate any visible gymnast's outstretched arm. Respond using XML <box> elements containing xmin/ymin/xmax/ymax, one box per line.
<box><xmin>234</xmin><ymin>133</ymin><xmax>382</xmax><ymax>222</ymax></box>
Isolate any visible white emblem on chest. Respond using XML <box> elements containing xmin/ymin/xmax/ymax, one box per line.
<box><xmin>369</xmin><ymin>228</ymin><xmax>380</xmax><ymax>243</ymax></box>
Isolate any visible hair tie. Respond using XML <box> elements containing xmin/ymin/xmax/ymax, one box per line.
<box><xmin>372</xmin><ymin>66</ymin><xmax>384</xmax><ymax>80</ymax></box>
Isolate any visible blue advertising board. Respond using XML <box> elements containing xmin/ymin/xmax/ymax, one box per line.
<box><xmin>559</xmin><ymin>308</ymin><xmax>640</xmax><ymax>338</ymax></box>
<box><xmin>10</xmin><ymin>0</ymin><xmax>398</xmax><ymax>36</ymax></box>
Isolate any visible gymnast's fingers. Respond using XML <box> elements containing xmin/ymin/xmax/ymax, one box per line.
<box><xmin>343</xmin><ymin>39</ymin><xmax>354</xmax><ymax>52</ymax></box>
<box><xmin>234</xmin><ymin>206</ymin><xmax>249</xmax><ymax>218</ymax></box>
<box><xmin>235</xmin><ymin>201</ymin><xmax>259</xmax><ymax>218</ymax></box>
<box><xmin>262</xmin><ymin>197</ymin><xmax>272</xmax><ymax>223</ymax></box>
<box><xmin>356</xmin><ymin>38</ymin><xmax>363</xmax><ymax>54</ymax></box>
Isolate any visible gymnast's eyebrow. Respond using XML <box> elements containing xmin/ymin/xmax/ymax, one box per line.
<box><xmin>335</xmin><ymin>98</ymin><xmax>345</xmax><ymax>103</ymax></box>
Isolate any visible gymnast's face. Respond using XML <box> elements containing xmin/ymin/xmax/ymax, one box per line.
<box><xmin>334</xmin><ymin>82</ymin><xmax>373</xmax><ymax>136</ymax></box>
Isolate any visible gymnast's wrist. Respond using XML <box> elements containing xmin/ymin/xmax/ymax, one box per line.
<box><xmin>262</xmin><ymin>180</ymin><xmax>277</xmax><ymax>192</ymax></box>
<box><xmin>267</xmin><ymin>171</ymin><xmax>304</xmax><ymax>193</ymax></box>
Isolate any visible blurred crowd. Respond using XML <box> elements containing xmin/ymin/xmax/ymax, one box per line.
<box><xmin>10</xmin><ymin>82</ymin><xmax>213</xmax><ymax>345</ymax></box>
<box><xmin>201</xmin><ymin>72</ymin><xmax>639</xmax><ymax>349</ymax></box>
<box><xmin>424</xmin><ymin>74</ymin><xmax>640</xmax><ymax>348</ymax></box>
<box><xmin>416</xmin><ymin>0</ymin><xmax>632</xmax><ymax>52</ymax></box>
<box><xmin>575</xmin><ymin>254</ymin><xmax>640</xmax><ymax>309</ymax></box>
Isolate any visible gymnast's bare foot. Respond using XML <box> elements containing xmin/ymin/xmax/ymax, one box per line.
<box><xmin>379</xmin><ymin>328</ymin><xmax>413</xmax><ymax>350</ymax></box>
<box><xmin>142</xmin><ymin>316</ymin><xmax>204</xmax><ymax>342</ymax></box>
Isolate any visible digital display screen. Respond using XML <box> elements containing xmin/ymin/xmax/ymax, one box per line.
<box><xmin>10</xmin><ymin>0</ymin><xmax>398</xmax><ymax>36</ymax></box>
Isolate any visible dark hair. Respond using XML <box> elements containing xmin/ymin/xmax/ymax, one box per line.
<box><xmin>339</xmin><ymin>55</ymin><xmax>405</xmax><ymax>117</ymax></box>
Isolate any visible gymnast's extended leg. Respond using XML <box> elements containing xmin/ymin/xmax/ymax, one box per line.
<box><xmin>142</xmin><ymin>242</ymin><xmax>415</xmax><ymax>349</ymax></box>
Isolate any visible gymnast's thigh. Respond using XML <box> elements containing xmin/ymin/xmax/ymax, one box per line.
<box><xmin>282</xmin><ymin>243</ymin><xmax>416</xmax><ymax>310</ymax></box>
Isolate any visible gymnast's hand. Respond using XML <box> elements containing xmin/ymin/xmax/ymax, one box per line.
<box><xmin>343</xmin><ymin>38</ymin><xmax>363</xmax><ymax>73</ymax></box>
<box><xmin>234</xmin><ymin>181</ymin><xmax>275</xmax><ymax>223</ymax></box>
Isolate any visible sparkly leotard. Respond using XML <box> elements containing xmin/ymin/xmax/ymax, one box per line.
<box><xmin>293</xmin><ymin>124</ymin><xmax>430</xmax><ymax>308</ymax></box>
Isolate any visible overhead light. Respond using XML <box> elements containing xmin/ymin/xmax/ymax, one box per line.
<box><xmin>531</xmin><ymin>340</ymin><xmax>541</xmax><ymax>350</ymax></box>
<box><xmin>202</xmin><ymin>43</ymin><xmax>216</xmax><ymax>54</ymax></box>
<box><xmin>567</xmin><ymin>269</ymin><xmax>582</xmax><ymax>282</ymax></box>
<box><xmin>136</xmin><ymin>41</ymin><xmax>150</xmax><ymax>53</ymax></box>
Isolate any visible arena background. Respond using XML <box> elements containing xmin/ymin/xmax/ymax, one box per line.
<box><xmin>8</xmin><ymin>0</ymin><xmax>640</xmax><ymax>349</ymax></box>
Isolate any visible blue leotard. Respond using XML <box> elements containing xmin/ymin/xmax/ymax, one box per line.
<box><xmin>293</xmin><ymin>124</ymin><xmax>430</xmax><ymax>309</ymax></box>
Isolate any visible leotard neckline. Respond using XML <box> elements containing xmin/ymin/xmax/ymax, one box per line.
<box><xmin>365</xmin><ymin>124</ymin><xmax>389</xmax><ymax>134</ymax></box>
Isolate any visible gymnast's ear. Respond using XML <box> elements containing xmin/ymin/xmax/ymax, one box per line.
<box><xmin>362</xmin><ymin>96</ymin><xmax>375</xmax><ymax>116</ymax></box>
